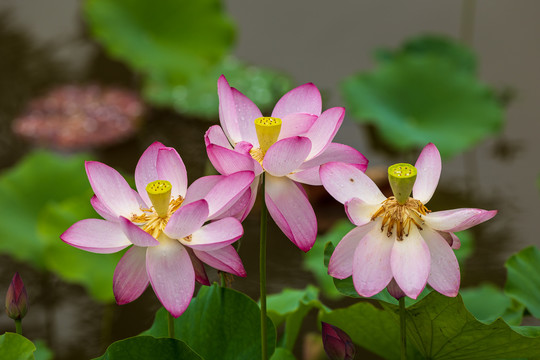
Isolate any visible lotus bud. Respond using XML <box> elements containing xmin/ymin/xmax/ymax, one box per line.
<box><xmin>321</xmin><ymin>322</ymin><xmax>356</xmax><ymax>360</ymax></box>
<box><xmin>5</xmin><ymin>272</ymin><xmax>28</xmax><ymax>320</ymax></box>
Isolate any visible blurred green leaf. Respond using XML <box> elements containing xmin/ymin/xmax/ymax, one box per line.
<box><xmin>505</xmin><ymin>246</ymin><xmax>540</xmax><ymax>319</ymax></box>
<box><xmin>33</xmin><ymin>340</ymin><xmax>53</xmax><ymax>360</ymax></box>
<box><xmin>270</xmin><ymin>347</ymin><xmax>296</xmax><ymax>360</ymax></box>
<box><xmin>39</xmin><ymin>195</ymin><xmax>122</xmax><ymax>302</ymax></box>
<box><xmin>95</xmin><ymin>336</ymin><xmax>203</xmax><ymax>360</ymax></box>
<box><xmin>144</xmin><ymin>56</ymin><xmax>292</xmax><ymax>119</ymax></box>
<box><xmin>0</xmin><ymin>333</ymin><xmax>36</xmax><ymax>360</ymax></box>
<box><xmin>454</xmin><ymin>230</ymin><xmax>474</xmax><ymax>265</ymax></box>
<box><xmin>0</xmin><ymin>151</ymin><xmax>91</xmax><ymax>267</ymax></box>
<box><xmin>85</xmin><ymin>0</ymin><xmax>235</xmax><ymax>83</ymax></box>
<box><xmin>143</xmin><ymin>284</ymin><xmax>276</xmax><ymax>360</ymax></box>
<box><xmin>266</xmin><ymin>285</ymin><xmax>328</xmax><ymax>351</ymax></box>
<box><xmin>342</xmin><ymin>35</ymin><xmax>503</xmax><ymax>158</ymax></box>
<box><xmin>461</xmin><ymin>283</ymin><xmax>524</xmax><ymax>325</ymax></box>
<box><xmin>303</xmin><ymin>220</ymin><xmax>354</xmax><ymax>299</ymax></box>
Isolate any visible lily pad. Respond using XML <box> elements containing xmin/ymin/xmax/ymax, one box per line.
<box><xmin>342</xmin><ymin>36</ymin><xmax>503</xmax><ymax>158</ymax></box>
<box><xmin>0</xmin><ymin>333</ymin><xmax>37</xmax><ymax>360</ymax></box>
<box><xmin>461</xmin><ymin>283</ymin><xmax>524</xmax><ymax>325</ymax></box>
<box><xmin>94</xmin><ymin>336</ymin><xmax>202</xmax><ymax>360</ymax></box>
<box><xmin>143</xmin><ymin>284</ymin><xmax>276</xmax><ymax>360</ymax></box>
<box><xmin>505</xmin><ymin>246</ymin><xmax>540</xmax><ymax>319</ymax></box>
<box><xmin>85</xmin><ymin>0</ymin><xmax>235</xmax><ymax>83</ymax></box>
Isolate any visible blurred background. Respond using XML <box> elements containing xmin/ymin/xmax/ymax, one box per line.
<box><xmin>0</xmin><ymin>0</ymin><xmax>539</xmax><ymax>358</ymax></box>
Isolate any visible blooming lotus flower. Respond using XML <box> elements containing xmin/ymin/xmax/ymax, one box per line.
<box><xmin>320</xmin><ymin>143</ymin><xmax>497</xmax><ymax>299</ymax></box>
<box><xmin>5</xmin><ymin>273</ymin><xmax>28</xmax><ymax>320</ymax></box>
<box><xmin>205</xmin><ymin>75</ymin><xmax>368</xmax><ymax>251</ymax></box>
<box><xmin>61</xmin><ymin>142</ymin><xmax>253</xmax><ymax>317</ymax></box>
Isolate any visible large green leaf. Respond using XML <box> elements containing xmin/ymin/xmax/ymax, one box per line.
<box><xmin>38</xmin><ymin>195</ymin><xmax>123</xmax><ymax>302</ymax></box>
<box><xmin>85</xmin><ymin>0</ymin><xmax>235</xmax><ymax>83</ymax></box>
<box><xmin>270</xmin><ymin>347</ymin><xmax>296</xmax><ymax>360</ymax></box>
<box><xmin>0</xmin><ymin>333</ymin><xmax>37</xmax><ymax>360</ymax></box>
<box><xmin>266</xmin><ymin>285</ymin><xmax>328</xmax><ymax>351</ymax></box>
<box><xmin>145</xmin><ymin>57</ymin><xmax>292</xmax><ymax>119</ymax></box>
<box><xmin>0</xmin><ymin>151</ymin><xmax>91</xmax><ymax>267</ymax></box>
<box><xmin>143</xmin><ymin>284</ymin><xmax>276</xmax><ymax>360</ymax></box>
<box><xmin>94</xmin><ymin>336</ymin><xmax>202</xmax><ymax>360</ymax></box>
<box><xmin>323</xmin><ymin>292</ymin><xmax>540</xmax><ymax>359</ymax></box>
<box><xmin>342</xmin><ymin>36</ymin><xmax>503</xmax><ymax>158</ymax></box>
<box><xmin>461</xmin><ymin>284</ymin><xmax>524</xmax><ymax>325</ymax></box>
<box><xmin>505</xmin><ymin>246</ymin><xmax>540</xmax><ymax>319</ymax></box>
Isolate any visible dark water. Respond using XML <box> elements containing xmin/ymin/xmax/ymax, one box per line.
<box><xmin>1</xmin><ymin>1</ymin><xmax>540</xmax><ymax>359</ymax></box>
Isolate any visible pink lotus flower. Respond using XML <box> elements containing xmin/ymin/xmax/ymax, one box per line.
<box><xmin>320</xmin><ymin>143</ymin><xmax>497</xmax><ymax>299</ymax></box>
<box><xmin>205</xmin><ymin>75</ymin><xmax>368</xmax><ymax>251</ymax></box>
<box><xmin>61</xmin><ymin>142</ymin><xmax>253</xmax><ymax>317</ymax></box>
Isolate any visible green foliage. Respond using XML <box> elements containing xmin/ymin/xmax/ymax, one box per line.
<box><xmin>266</xmin><ymin>285</ymin><xmax>328</xmax><ymax>351</ymax></box>
<box><xmin>342</xmin><ymin>35</ymin><xmax>503</xmax><ymax>158</ymax></box>
<box><xmin>0</xmin><ymin>151</ymin><xmax>121</xmax><ymax>302</ymax></box>
<box><xmin>145</xmin><ymin>57</ymin><xmax>293</xmax><ymax>119</ymax></box>
<box><xmin>505</xmin><ymin>246</ymin><xmax>540</xmax><ymax>319</ymax></box>
<box><xmin>85</xmin><ymin>0</ymin><xmax>235</xmax><ymax>83</ymax></box>
<box><xmin>143</xmin><ymin>284</ymin><xmax>276</xmax><ymax>360</ymax></box>
<box><xmin>95</xmin><ymin>336</ymin><xmax>202</xmax><ymax>360</ymax></box>
<box><xmin>0</xmin><ymin>333</ymin><xmax>37</xmax><ymax>360</ymax></box>
<box><xmin>303</xmin><ymin>220</ymin><xmax>354</xmax><ymax>299</ymax></box>
<box><xmin>270</xmin><ymin>348</ymin><xmax>296</xmax><ymax>360</ymax></box>
<box><xmin>33</xmin><ymin>340</ymin><xmax>53</xmax><ymax>360</ymax></box>
<box><xmin>323</xmin><ymin>292</ymin><xmax>540</xmax><ymax>360</ymax></box>
<box><xmin>461</xmin><ymin>284</ymin><xmax>524</xmax><ymax>325</ymax></box>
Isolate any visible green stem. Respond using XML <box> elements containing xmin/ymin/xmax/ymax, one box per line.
<box><xmin>15</xmin><ymin>319</ymin><xmax>22</xmax><ymax>336</ymax></box>
<box><xmin>259</xmin><ymin>173</ymin><xmax>268</xmax><ymax>360</ymax></box>
<box><xmin>399</xmin><ymin>297</ymin><xmax>407</xmax><ymax>360</ymax></box>
<box><xmin>167</xmin><ymin>311</ymin><xmax>175</xmax><ymax>339</ymax></box>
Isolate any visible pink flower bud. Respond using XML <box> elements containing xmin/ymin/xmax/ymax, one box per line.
<box><xmin>321</xmin><ymin>322</ymin><xmax>356</xmax><ymax>360</ymax></box>
<box><xmin>5</xmin><ymin>273</ymin><xmax>28</xmax><ymax>320</ymax></box>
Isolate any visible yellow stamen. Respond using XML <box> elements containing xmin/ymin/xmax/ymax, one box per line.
<box><xmin>131</xmin><ymin>196</ymin><xmax>183</xmax><ymax>239</ymax></box>
<box><xmin>254</xmin><ymin>117</ymin><xmax>282</xmax><ymax>153</ymax></box>
<box><xmin>371</xmin><ymin>196</ymin><xmax>430</xmax><ymax>241</ymax></box>
<box><xmin>146</xmin><ymin>180</ymin><xmax>172</xmax><ymax>217</ymax></box>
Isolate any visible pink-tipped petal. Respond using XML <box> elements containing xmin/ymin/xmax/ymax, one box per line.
<box><xmin>320</xmin><ymin>162</ymin><xmax>386</xmax><ymax>205</ymax></box>
<box><xmin>164</xmin><ymin>200</ymin><xmax>209</xmax><ymax>240</ymax></box>
<box><xmin>218</xmin><ymin>75</ymin><xmax>241</xmax><ymax>144</ymax></box>
<box><xmin>186</xmin><ymin>248</ymin><xmax>210</xmax><ymax>286</ymax></box>
<box><xmin>278</xmin><ymin>113</ymin><xmax>317</xmax><ymax>140</ymax></box>
<box><xmin>449</xmin><ymin>232</ymin><xmax>461</xmax><ymax>250</ymax></box>
<box><xmin>390</xmin><ymin>227</ymin><xmax>431</xmax><ymax>299</ymax></box>
<box><xmin>263</xmin><ymin>137</ymin><xmax>311</xmax><ymax>177</ymax></box>
<box><xmin>147</xmin><ymin>240</ymin><xmax>195</xmax><ymax>318</ymax></box>
<box><xmin>183</xmin><ymin>175</ymin><xmax>221</xmax><ymax>206</ymax></box>
<box><xmin>299</xmin><ymin>143</ymin><xmax>368</xmax><ymax>172</ymax></box>
<box><xmin>193</xmin><ymin>245</ymin><xmax>246</xmax><ymax>277</ymax></box>
<box><xmin>119</xmin><ymin>217</ymin><xmax>160</xmax><ymax>247</ymax></box>
<box><xmin>181</xmin><ymin>218</ymin><xmax>243</xmax><ymax>251</ymax></box>
<box><xmin>91</xmin><ymin>195</ymin><xmax>117</xmax><ymax>222</ymax></box>
<box><xmin>113</xmin><ymin>246</ymin><xmax>149</xmax><ymax>305</ymax></box>
<box><xmin>205</xmin><ymin>125</ymin><xmax>233</xmax><ymax>149</ymax></box>
<box><xmin>60</xmin><ymin>219</ymin><xmax>131</xmax><ymax>254</ymax></box>
<box><xmin>86</xmin><ymin>161</ymin><xmax>141</xmax><ymax>218</ymax></box>
<box><xmin>422</xmin><ymin>228</ymin><xmax>460</xmax><ymax>297</ymax></box>
<box><xmin>287</xmin><ymin>167</ymin><xmax>322</xmax><ymax>186</ymax></box>
<box><xmin>425</xmin><ymin>209</ymin><xmax>497</xmax><ymax>232</ymax></box>
<box><xmin>352</xmin><ymin>227</ymin><xmax>395</xmax><ymax>297</ymax></box>
<box><xmin>202</xmin><ymin>171</ymin><xmax>255</xmax><ymax>219</ymax></box>
<box><xmin>157</xmin><ymin>147</ymin><xmax>188</xmax><ymax>199</ymax></box>
<box><xmin>345</xmin><ymin>199</ymin><xmax>380</xmax><ymax>226</ymax></box>
<box><xmin>206</xmin><ymin>144</ymin><xmax>260</xmax><ymax>175</ymax></box>
<box><xmin>328</xmin><ymin>223</ymin><xmax>374</xmax><ymax>279</ymax></box>
<box><xmin>238</xmin><ymin>176</ymin><xmax>260</xmax><ymax>221</ymax></box>
<box><xmin>265</xmin><ymin>175</ymin><xmax>317</xmax><ymax>252</ymax></box>
<box><xmin>135</xmin><ymin>142</ymin><xmax>165</xmax><ymax>206</ymax></box>
<box><xmin>305</xmin><ymin>107</ymin><xmax>345</xmax><ymax>159</ymax></box>
<box><xmin>272</xmin><ymin>83</ymin><xmax>322</xmax><ymax>118</ymax></box>
<box><xmin>231</xmin><ymin>88</ymin><xmax>262</xmax><ymax>146</ymax></box>
<box><xmin>413</xmin><ymin>143</ymin><xmax>441</xmax><ymax>204</ymax></box>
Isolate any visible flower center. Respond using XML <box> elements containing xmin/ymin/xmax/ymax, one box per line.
<box><xmin>371</xmin><ymin>197</ymin><xmax>430</xmax><ymax>241</ymax></box>
<box><xmin>388</xmin><ymin>163</ymin><xmax>417</xmax><ymax>205</ymax></box>
<box><xmin>254</xmin><ymin>117</ymin><xmax>282</xmax><ymax>154</ymax></box>
<box><xmin>130</xmin><ymin>180</ymin><xmax>183</xmax><ymax>239</ymax></box>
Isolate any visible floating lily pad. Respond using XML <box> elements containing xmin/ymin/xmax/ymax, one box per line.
<box><xmin>342</xmin><ymin>35</ymin><xmax>503</xmax><ymax>158</ymax></box>
<box><xmin>85</xmin><ymin>0</ymin><xmax>235</xmax><ymax>83</ymax></box>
